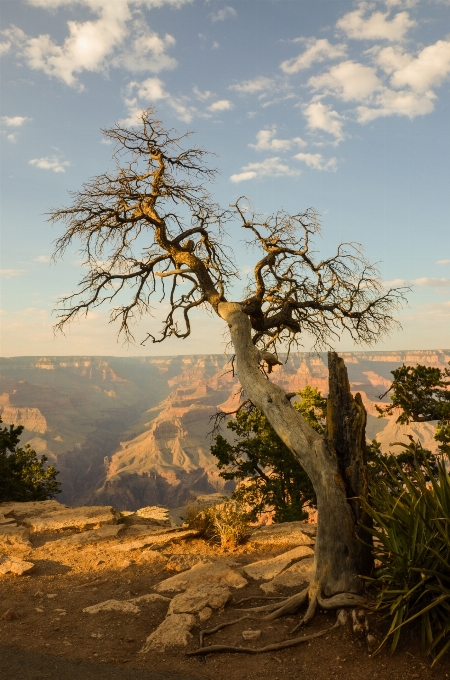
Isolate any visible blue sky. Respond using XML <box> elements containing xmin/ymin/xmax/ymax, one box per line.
<box><xmin>1</xmin><ymin>0</ymin><xmax>449</xmax><ymax>356</ymax></box>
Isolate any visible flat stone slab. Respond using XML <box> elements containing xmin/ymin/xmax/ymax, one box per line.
<box><xmin>165</xmin><ymin>554</ymin><xmax>204</xmax><ymax>573</ymax></box>
<box><xmin>0</xmin><ymin>500</ymin><xmax>67</xmax><ymax>522</ymax></box>
<box><xmin>141</xmin><ymin>613</ymin><xmax>196</xmax><ymax>653</ymax></box>
<box><xmin>0</xmin><ymin>525</ymin><xmax>31</xmax><ymax>552</ymax></box>
<box><xmin>155</xmin><ymin>559</ymin><xmax>247</xmax><ymax>593</ymax></box>
<box><xmin>260</xmin><ymin>557</ymin><xmax>315</xmax><ymax>594</ymax></box>
<box><xmin>23</xmin><ymin>506</ymin><xmax>119</xmax><ymax>533</ymax></box>
<box><xmin>0</xmin><ymin>554</ymin><xmax>34</xmax><ymax>576</ymax></box>
<box><xmin>83</xmin><ymin>600</ymin><xmax>140</xmax><ymax>614</ymax></box>
<box><xmin>129</xmin><ymin>594</ymin><xmax>170</xmax><ymax>606</ymax></box>
<box><xmin>111</xmin><ymin>529</ymin><xmax>198</xmax><ymax>552</ymax></box>
<box><xmin>249</xmin><ymin>522</ymin><xmax>315</xmax><ymax>548</ymax></box>
<box><xmin>168</xmin><ymin>584</ymin><xmax>231</xmax><ymax>615</ymax></box>
<box><xmin>243</xmin><ymin>545</ymin><xmax>314</xmax><ymax>581</ymax></box>
<box><xmin>50</xmin><ymin>524</ymin><xmax>125</xmax><ymax>546</ymax></box>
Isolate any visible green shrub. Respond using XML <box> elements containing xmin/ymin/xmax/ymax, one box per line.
<box><xmin>364</xmin><ymin>447</ymin><xmax>450</xmax><ymax>666</ymax></box>
<box><xmin>185</xmin><ymin>499</ymin><xmax>251</xmax><ymax>549</ymax></box>
<box><xmin>0</xmin><ymin>418</ymin><xmax>61</xmax><ymax>502</ymax></box>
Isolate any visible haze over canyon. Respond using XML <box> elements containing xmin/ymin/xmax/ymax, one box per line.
<box><xmin>0</xmin><ymin>351</ymin><xmax>447</xmax><ymax>510</ymax></box>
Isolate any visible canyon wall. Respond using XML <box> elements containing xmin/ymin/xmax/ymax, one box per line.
<box><xmin>0</xmin><ymin>350</ymin><xmax>448</xmax><ymax>510</ymax></box>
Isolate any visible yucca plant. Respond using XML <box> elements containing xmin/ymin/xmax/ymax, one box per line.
<box><xmin>364</xmin><ymin>446</ymin><xmax>450</xmax><ymax>665</ymax></box>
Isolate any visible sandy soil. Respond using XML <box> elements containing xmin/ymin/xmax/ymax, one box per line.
<box><xmin>1</xmin><ymin>528</ymin><xmax>449</xmax><ymax>680</ymax></box>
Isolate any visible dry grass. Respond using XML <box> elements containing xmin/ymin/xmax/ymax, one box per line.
<box><xmin>185</xmin><ymin>499</ymin><xmax>251</xmax><ymax>549</ymax></box>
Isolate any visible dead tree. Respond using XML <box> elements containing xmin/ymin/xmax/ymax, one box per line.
<box><xmin>50</xmin><ymin>109</ymin><xmax>406</xmax><ymax>621</ymax></box>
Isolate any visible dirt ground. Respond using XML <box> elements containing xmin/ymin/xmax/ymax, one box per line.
<box><xmin>1</xmin><ymin>529</ymin><xmax>449</xmax><ymax>680</ymax></box>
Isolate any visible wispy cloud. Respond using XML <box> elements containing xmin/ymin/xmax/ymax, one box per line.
<box><xmin>1</xmin><ymin>115</ymin><xmax>32</xmax><ymax>127</ymax></box>
<box><xmin>229</xmin><ymin>76</ymin><xmax>274</xmax><ymax>94</ymax></box>
<box><xmin>384</xmin><ymin>277</ymin><xmax>450</xmax><ymax>288</ymax></box>
<box><xmin>210</xmin><ymin>6</ymin><xmax>237</xmax><ymax>23</ymax></box>
<box><xmin>280</xmin><ymin>38</ymin><xmax>347</xmax><ymax>74</ymax></box>
<box><xmin>208</xmin><ymin>99</ymin><xmax>233</xmax><ymax>112</ymax></box>
<box><xmin>437</xmin><ymin>259</ymin><xmax>450</xmax><ymax>265</ymax></box>
<box><xmin>294</xmin><ymin>152</ymin><xmax>337</xmax><ymax>171</ymax></box>
<box><xmin>249</xmin><ymin>126</ymin><xmax>306</xmax><ymax>152</ymax></box>
<box><xmin>29</xmin><ymin>156</ymin><xmax>71</xmax><ymax>173</ymax></box>
<box><xmin>0</xmin><ymin>269</ymin><xmax>26</xmax><ymax>278</ymax></box>
<box><xmin>230</xmin><ymin>157</ymin><xmax>301</xmax><ymax>183</ymax></box>
<box><xmin>34</xmin><ymin>255</ymin><xmax>51</xmax><ymax>263</ymax></box>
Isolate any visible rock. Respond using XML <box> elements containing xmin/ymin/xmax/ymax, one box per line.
<box><xmin>165</xmin><ymin>554</ymin><xmax>203</xmax><ymax>572</ymax></box>
<box><xmin>1</xmin><ymin>609</ymin><xmax>17</xmax><ymax>621</ymax></box>
<box><xmin>111</xmin><ymin>529</ymin><xmax>198</xmax><ymax>551</ymax></box>
<box><xmin>0</xmin><ymin>554</ymin><xmax>34</xmax><ymax>576</ymax></box>
<box><xmin>367</xmin><ymin>634</ymin><xmax>378</xmax><ymax>653</ymax></box>
<box><xmin>168</xmin><ymin>584</ymin><xmax>231</xmax><ymax>615</ymax></box>
<box><xmin>140</xmin><ymin>613</ymin><xmax>196</xmax><ymax>653</ymax></box>
<box><xmin>0</xmin><ymin>525</ymin><xmax>31</xmax><ymax>552</ymax></box>
<box><xmin>242</xmin><ymin>629</ymin><xmax>261</xmax><ymax>640</ymax></box>
<box><xmin>0</xmin><ymin>514</ymin><xmax>16</xmax><ymax>526</ymax></box>
<box><xmin>49</xmin><ymin>524</ymin><xmax>125</xmax><ymax>546</ymax></box>
<box><xmin>198</xmin><ymin>607</ymin><xmax>212</xmax><ymax>622</ymax></box>
<box><xmin>129</xmin><ymin>594</ymin><xmax>170</xmax><ymax>605</ymax></box>
<box><xmin>47</xmin><ymin>593</ymin><xmax>57</xmax><ymax>598</ymax></box>
<box><xmin>243</xmin><ymin>545</ymin><xmax>314</xmax><ymax>581</ymax></box>
<box><xmin>83</xmin><ymin>599</ymin><xmax>140</xmax><ymax>614</ymax></box>
<box><xmin>135</xmin><ymin>506</ymin><xmax>171</xmax><ymax>526</ymax></box>
<box><xmin>0</xmin><ymin>500</ymin><xmax>66</xmax><ymax>522</ymax></box>
<box><xmin>249</xmin><ymin>522</ymin><xmax>315</xmax><ymax>548</ymax></box>
<box><xmin>155</xmin><ymin>559</ymin><xmax>247</xmax><ymax>593</ymax></box>
<box><xmin>260</xmin><ymin>557</ymin><xmax>314</xmax><ymax>594</ymax></box>
<box><xmin>23</xmin><ymin>506</ymin><xmax>119</xmax><ymax>533</ymax></box>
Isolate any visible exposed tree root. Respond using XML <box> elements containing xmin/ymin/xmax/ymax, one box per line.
<box><xmin>199</xmin><ymin>615</ymin><xmax>260</xmax><ymax>647</ymax></box>
<box><xmin>317</xmin><ymin>591</ymin><xmax>370</xmax><ymax>610</ymax></box>
<box><xmin>188</xmin><ymin>621</ymin><xmax>340</xmax><ymax>657</ymax></box>
<box><xmin>263</xmin><ymin>587</ymin><xmax>309</xmax><ymax>620</ymax></box>
<box><xmin>232</xmin><ymin>596</ymin><xmax>286</xmax><ymax>606</ymax></box>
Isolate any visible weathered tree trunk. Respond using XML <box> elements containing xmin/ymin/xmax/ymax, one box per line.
<box><xmin>218</xmin><ymin>302</ymin><xmax>373</xmax><ymax>604</ymax></box>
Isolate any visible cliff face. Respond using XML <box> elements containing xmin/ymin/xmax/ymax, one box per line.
<box><xmin>0</xmin><ymin>350</ymin><xmax>448</xmax><ymax>510</ymax></box>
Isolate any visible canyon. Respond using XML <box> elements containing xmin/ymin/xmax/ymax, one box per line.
<box><xmin>0</xmin><ymin>351</ymin><xmax>448</xmax><ymax>510</ymax></box>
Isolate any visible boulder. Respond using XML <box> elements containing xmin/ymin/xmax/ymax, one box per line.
<box><xmin>249</xmin><ymin>522</ymin><xmax>315</xmax><ymax>548</ymax></box>
<box><xmin>83</xmin><ymin>599</ymin><xmax>140</xmax><ymax>614</ymax></box>
<box><xmin>0</xmin><ymin>554</ymin><xmax>34</xmax><ymax>576</ymax></box>
<box><xmin>23</xmin><ymin>506</ymin><xmax>119</xmax><ymax>533</ymax></box>
<box><xmin>243</xmin><ymin>545</ymin><xmax>314</xmax><ymax>581</ymax></box>
<box><xmin>155</xmin><ymin>559</ymin><xmax>247</xmax><ymax>593</ymax></box>
<box><xmin>260</xmin><ymin>557</ymin><xmax>314</xmax><ymax>594</ymax></box>
<box><xmin>0</xmin><ymin>526</ymin><xmax>31</xmax><ymax>552</ymax></box>
<box><xmin>140</xmin><ymin>613</ymin><xmax>196</xmax><ymax>653</ymax></box>
<box><xmin>165</xmin><ymin>554</ymin><xmax>204</xmax><ymax>573</ymax></box>
<box><xmin>168</xmin><ymin>584</ymin><xmax>231</xmax><ymax>615</ymax></box>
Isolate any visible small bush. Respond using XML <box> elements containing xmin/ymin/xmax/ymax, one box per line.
<box><xmin>185</xmin><ymin>499</ymin><xmax>251</xmax><ymax>549</ymax></box>
<box><xmin>364</xmin><ymin>447</ymin><xmax>450</xmax><ymax>666</ymax></box>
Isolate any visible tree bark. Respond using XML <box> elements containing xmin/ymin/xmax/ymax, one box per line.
<box><xmin>218</xmin><ymin>302</ymin><xmax>373</xmax><ymax>600</ymax></box>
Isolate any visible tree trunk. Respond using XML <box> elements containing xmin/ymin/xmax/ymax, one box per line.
<box><xmin>218</xmin><ymin>302</ymin><xmax>373</xmax><ymax>599</ymax></box>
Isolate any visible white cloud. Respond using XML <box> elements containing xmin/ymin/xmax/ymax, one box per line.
<box><xmin>280</xmin><ymin>38</ymin><xmax>347</xmax><ymax>74</ymax></box>
<box><xmin>413</xmin><ymin>277</ymin><xmax>450</xmax><ymax>287</ymax></box>
<box><xmin>113</xmin><ymin>28</ymin><xmax>177</xmax><ymax>73</ymax></box>
<box><xmin>132</xmin><ymin>76</ymin><xmax>168</xmax><ymax>101</ymax></box>
<box><xmin>2</xmin><ymin>0</ymin><xmax>187</xmax><ymax>88</ymax></box>
<box><xmin>308</xmin><ymin>61</ymin><xmax>381</xmax><ymax>102</ymax></box>
<box><xmin>337</xmin><ymin>4</ymin><xmax>416</xmax><ymax>42</ymax></box>
<box><xmin>249</xmin><ymin>126</ymin><xmax>306</xmax><ymax>152</ymax></box>
<box><xmin>0</xmin><ymin>41</ymin><xmax>11</xmax><ymax>55</ymax></box>
<box><xmin>303</xmin><ymin>101</ymin><xmax>345</xmax><ymax>141</ymax></box>
<box><xmin>6</xmin><ymin>134</ymin><xmax>17</xmax><ymax>143</ymax></box>
<box><xmin>29</xmin><ymin>156</ymin><xmax>71</xmax><ymax>172</ymax></box>
<box><xmin>294</xmin><ymin>152</ymin><xmax>337</xmax><ymax>171</ymax></box>
<box><xmin>0</xmin><ymin>269</ymin><xmax>26</xmax><ymax>278</ymax></box>
<box><xmin>390</xmin><ymin>40</ymin><xmax>450</xmax><ymax>93</ymax></box>
<box><xmin>230</xmin><ymin>157</ymin><xmax>301</xmax><ymax>183</ymax></box>
<box><xmin>1</xmin><ymin>115</ymin><xmax>32</xmax><ymax>127</ymax></box>
<box><xmin>34</xmin><ymin>255</ymin><xmax>51</xmax><ymax>263</ymax></box>
<box><xmin>210</xmin><ymin>6</ymin><xmax>237</xmax><ymax>22</ymax></box>
<box><xmin>229</xmin><ymin>76</ymin><xmax>274</xmax><ymax>94</ymax></box>
<box><xmin>123</xmin><ymin>79</ymin><xmax>197</xmax><ymax>124</ymax></box>
<box><xmin>357</xmin><ymin>87</ymin><xmax>435</xmax><ymax>122</ymax></box>
<box><xmin>193</xmin><ymin>86</ymin><xmax>212</xmax><ymax>101</ymax></box>
<box><xmin>208</xmin><ymin>99</ymin><xmax>233</xmax><ymax>112</ymax></box>
<box><xmin>437</xmin><ymin>259</ymin><xmax>450</xmax><ymax>265</ymax></box>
